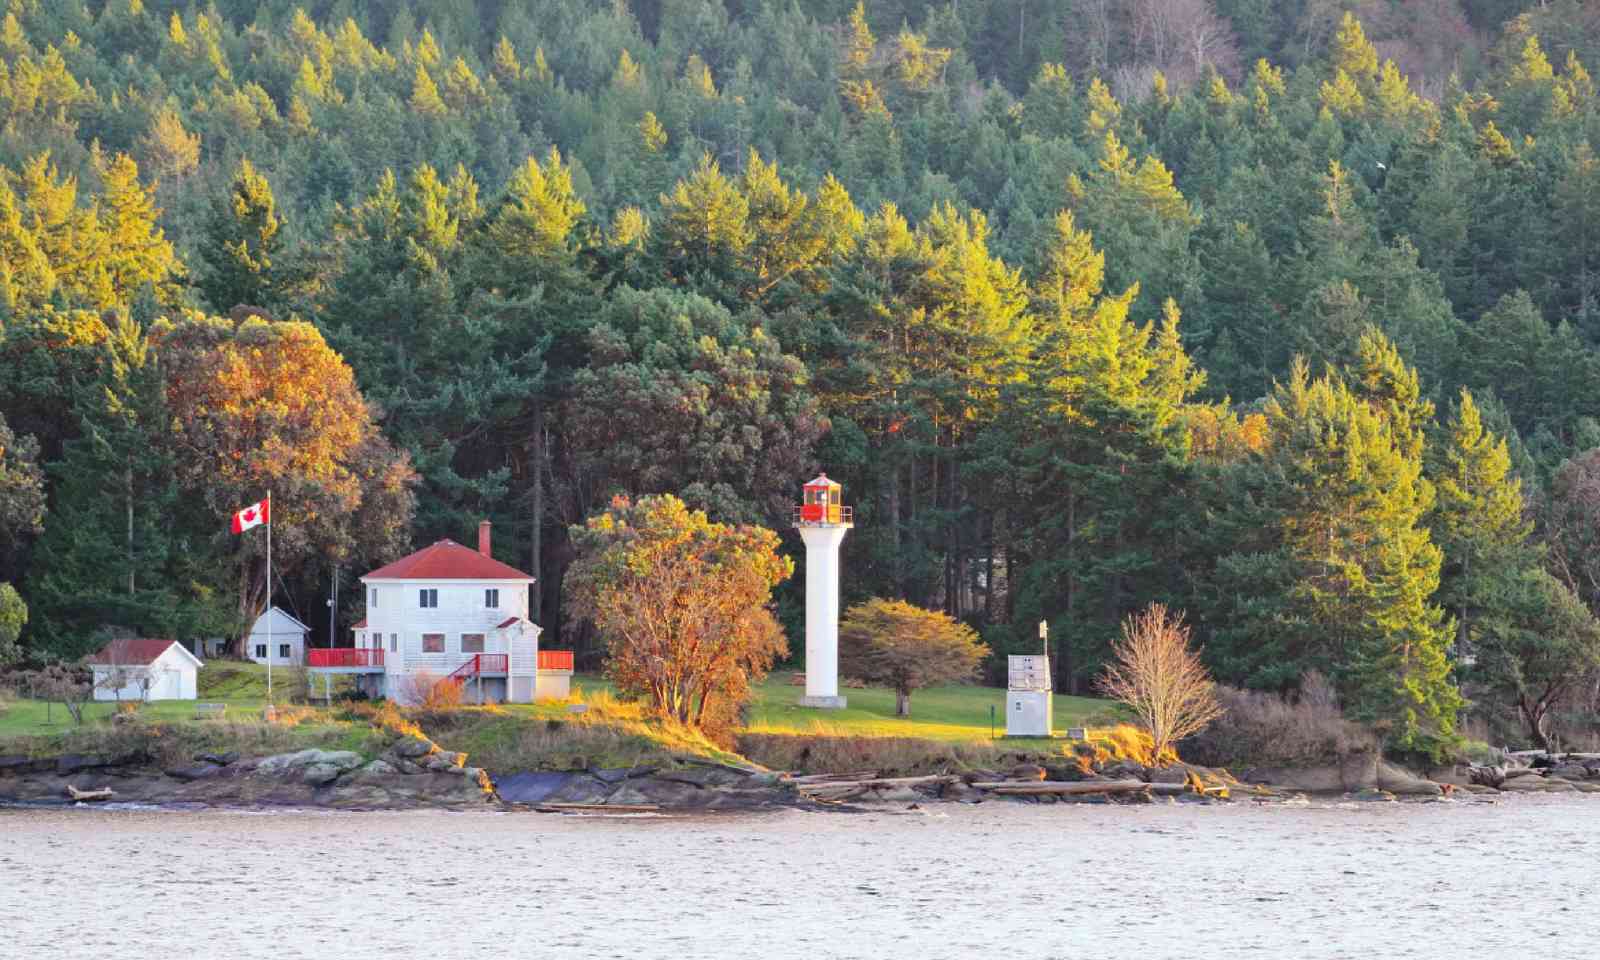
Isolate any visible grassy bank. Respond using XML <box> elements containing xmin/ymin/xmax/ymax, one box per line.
<box><xmin>0</xmin><ymin>661</ymin><xmax>358</xmax><ymax>740</ymax></box>
<box><xmin>0</xmin><ymin>664</ymin><xmax>1124</xmax><ymax>776</ymax></box>
<box><xmin>745</xmin><ymin>672</ymin><xmax>1114</xmax><ymax>742</ymax></box>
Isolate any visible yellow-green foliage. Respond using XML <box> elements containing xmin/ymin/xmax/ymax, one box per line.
<box><xmin>1065</xmin><ymin>723</ymin><xmax>1177</xmax><ymax>773</ymax></box>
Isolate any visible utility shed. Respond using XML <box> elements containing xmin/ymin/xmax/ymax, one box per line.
<box><xmin>246</xmin><ymin>606</ymin><xmax>309</xmax><ymax>666</ymax></box>
<box><xmin>1006</xmin><ymin>654</ymin><xmax>1053</xmax><ymax>737</ymax></box>
<box><xmin>86</xmin><ymin>638</ymin><xmax>203</xmax><ymax>702</ymax></box>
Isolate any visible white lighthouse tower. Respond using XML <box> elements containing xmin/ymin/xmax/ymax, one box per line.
<box><xmin>795</xmin><ymin>473</ymin><xmax>852</xmax><ymax>709</ymax></box>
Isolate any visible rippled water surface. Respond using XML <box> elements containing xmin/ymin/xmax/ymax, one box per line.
<box><xmin>3</xmin><ymin>797</ymin><xmax>1595</xmax><ymax>959</ymax></box>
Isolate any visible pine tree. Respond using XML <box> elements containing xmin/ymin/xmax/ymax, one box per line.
<box><xmin>94</xmin><ymin>153</ymin><xmax>178</xmax><ymax>308</ymax></box>
<box><xmin>198</xmin><ymin>158</ymin><xmax>287</xmax><ymax>313</ymax></box>
<box><xmin>1256</xmin><ymin>359</ymin><xmax>1460</xmax><ymax>757</ymax></box>
<box><xmin>1431</xmin><ymin>389</ymin><xmax>1534</xmax><ymax>658</ymax></box>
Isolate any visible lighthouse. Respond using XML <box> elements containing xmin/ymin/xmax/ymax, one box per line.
<box><xmin>795</xmin><ymin>473</ymin><xmax>852</xmax><ymax>709</ymax></box>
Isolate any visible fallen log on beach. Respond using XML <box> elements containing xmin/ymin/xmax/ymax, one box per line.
<box><xmin>969</xmin><ymin>779</ymin><xmax>1148</xmax><ymax>796</ymax></box>
<box><xmin>789</xmin><ymin>771</ymin><xmax>883</xmax><ymax>784</ymax></box>
<box><xmin>64</xmin><ymin>784</ymin><xmax>115</xmax><ymax>802</ymax></box>
<box><xmin>799</xmin><ymin>774</ymin><xmax>953</xmax><ymax>791</ymax></box>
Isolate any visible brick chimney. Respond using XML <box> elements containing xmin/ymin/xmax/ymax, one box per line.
<box><xmin>478</xmin><ymin>520</ymin><xmax>491</xmax><ymax>558</ymax></box>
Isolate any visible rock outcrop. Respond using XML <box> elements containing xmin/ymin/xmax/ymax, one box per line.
<box><xmin>0</xmin><ymin>735</ymin><xmax>496</xmax><ymax>810</ymax></box>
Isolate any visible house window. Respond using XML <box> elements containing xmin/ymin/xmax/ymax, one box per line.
<box><xmin>254</xmin><ymin>644</ymin><xmax>267</xmax><ymax>659</ymax></box>
<box><xmin>461</xmin><ymin>633</ymin><xmax>485</xmax><ymax>653</ymax></box>
<box><xmin>422</xmin><ymin>633</ymin><xmax>445</xmax><ymax>653</ymax></box>
<box><xmin>279</xmin><ymin>643</ymin><xmax>291</xmax><ymax>660</ymax></box>
<box><xmin>419</xmin><ymin>588</ymin><xmax>438</xmax><ymax>608</ymax></box>
<box><xmin>389</xmin><ymin>633</ymin><xmax>397</xmax><ymax>652</ymax></box>
<box><xmin>370</xmin><ymin>588</ymin><xmax>378</xmax><ymax>608</ymax></box>
<box><xmin>485</xmin><ymin>588</ymin><xmax>499</xmax><ymax>609</ymax></box>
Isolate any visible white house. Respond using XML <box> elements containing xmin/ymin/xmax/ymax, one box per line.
<box><xmin>310</xmin><ymin>522</ymin><xmax>572</xmax><ymax>704</ymax></box>
<box><xmin>246</xmin><ymin>606</ymin><xmax>309</xmax><ymax>667</ymax></box>
<box><xmin>87</xmin><ymin>638</ymin><xmax>202</xmax><ymax>702</ymax></box>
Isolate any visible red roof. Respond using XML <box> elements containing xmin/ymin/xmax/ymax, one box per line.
<box><xmin>363</xmin><ymin>539</ymin><xmax>533</xmax><ymax>581</ymax></box>
<box><xmin>87</xmin><ymin>638</ymin><xmax>184</xmax><ymax>666</ymax></box>
<box><xmin>352</xmin><ymin>618</ymin><xmax>368</xmax><ymax>629</ymax></box>
<box><xmin>497</xmin><ymin>617</ymin><xmax>521</xmax><ymax>629</ymax></box>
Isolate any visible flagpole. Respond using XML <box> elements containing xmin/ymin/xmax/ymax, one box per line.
<box><xmin>266</xmin><ymin>490</ymin><xmax>273</xmax><ymax>704</ymax></box>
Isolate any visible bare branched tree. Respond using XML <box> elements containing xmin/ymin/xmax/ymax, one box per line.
<box><xmin>1129</xmin><ymin>0</ymin><xmax>1240</xmax><ymax>87</ymax></box>
<box><xmin>1099</xmin><ymin>603</ymin><xmax>1223</xmax><ymax>759</ymax></box>
<box><xmin>31</xmin><ymin>662</ymin><xmax>91</xmax><ymax>725</ymax></box>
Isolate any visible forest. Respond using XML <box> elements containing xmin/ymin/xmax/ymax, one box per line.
<box><xmin>2</xmin><ymin>0</ymin><xmax>1600</xmax><ymax>758</ymax></box>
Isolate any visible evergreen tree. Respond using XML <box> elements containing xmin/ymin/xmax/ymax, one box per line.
<box><xmin>27</xmin><ymin>316</ymin><xmax>228</xmax><ymax>658</ymax></box>
<box><xmin>198</xmin><ymin>158</ymin><xmax>290</xmax><ymax>313</ymax></box>
<box><xmin>1430</xmin><ymin>389</ymin><xmax>1535</xmax><ymax>659</ymax></box>
<box><xmin>1215</xmin><ymin>357</ymin><xmax>1462</xmax><ymax>757</ymax></box>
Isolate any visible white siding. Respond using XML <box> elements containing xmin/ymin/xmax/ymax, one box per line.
<box><xmin>246</xmin><ymin>607</ymin><xmax>308</xmax><ymax>666</ymax></box>
<box><xmin>91</xmin><ymin>647</ymin><xmax>198</xmax><ymax>701</ymax></box>
<box><xmin>360</xmin><ymin>576</ymin><xmax>535</xmax><ymax>704</ymax></box>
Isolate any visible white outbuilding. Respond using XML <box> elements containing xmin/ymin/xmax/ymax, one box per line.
<box><xmin>246</xmin><ymin>606</ymin><xmax>310</xmax><ymax>666</ymax></box>
<box><xmin>87</xmin><ymin>638</ymin><xmax>203</xmax><ymax>702</ymax></box>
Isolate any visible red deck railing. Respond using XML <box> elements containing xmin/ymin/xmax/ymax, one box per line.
<box><xmin>308</xmin><ymin>648</ymin><xmax>384</xmax><ymax>668</ymax></box>
<box><xmin>443</xmin><ymin>653</ymin><xmax>509</xmax><ymax>686</ymax></box>
<box><xmin>538</xmin><ymin>649</ymin><xmax>575</xmax><ymax>672</ymax></box>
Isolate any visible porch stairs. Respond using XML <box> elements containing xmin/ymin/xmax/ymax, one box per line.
<box><xmin>436</xmin><ymin>654</ymin><xmax>508</xmax><ymax>699</ymax></box>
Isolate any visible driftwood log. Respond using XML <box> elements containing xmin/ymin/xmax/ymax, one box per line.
<box><xmin>64</xmin><ymin>784</ymin><xmax>115</xmax><ymax>802</ymax></box>
<box><xmin>790</xmin><ymin>771</ymin><xmax>894</xmax><ymax>785</ymax></box>
<box><xmin>969</xmin><ymin>779</ymin><xmax>1148</xmax><ymax>796</ymax></box>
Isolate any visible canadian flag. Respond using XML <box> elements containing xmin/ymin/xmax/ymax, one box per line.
<box><xmin>230</xmin><ymin>497</ymin><xmax>270</xmax><ymax>534</ymax></box>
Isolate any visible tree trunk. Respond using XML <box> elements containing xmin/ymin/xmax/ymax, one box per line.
<box><xmin>125</xmin><ymin>464</ymin><xmax>135</xmax><ymax>595</ymax></box>
<box><xmin>896</xmin><ymin>688</ymin><xmax>911</xmax><ymax>717</ymax></box>
<box><xmin>887</xmin><ymin>460</ymin><xmax>902</xmax><ymax>596</ymax></box>
<box><xmin>1520</xmin><ymin>694</ymin><xmax>1551</xmax><ymax>751</ymax></box>
<box><xmin>530</xmin><ymin>396</ymin><xmax>546</xmax><ymax>624</ymax></box>
<box><xmin>983</xmin><ymin>511</ymin><xmax>995</xmax><ymax>622</ymax></box>
<box><xmin>1063</xmin><ymin>490</ymin><xmax>1077</xmax><ymax>695</ymax></box>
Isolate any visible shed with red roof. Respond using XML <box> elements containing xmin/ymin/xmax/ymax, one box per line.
<box><xmin>87</xmin><ymin>638</ymin><xmax>203</xmax><ymax>702</ymax></box>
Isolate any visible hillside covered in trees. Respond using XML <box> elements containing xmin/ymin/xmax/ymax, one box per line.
<box><xmin>3</xmin><ymin>0</ymin><xmax>1600</xmax><ymax>757</ymax></box>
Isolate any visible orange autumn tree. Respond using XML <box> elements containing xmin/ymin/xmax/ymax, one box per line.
<box><xmin>565</xmin><ymin>494</ymin><xmax>791</xmax><ymax>733</ymax></box>
<box><xmin>157</xmin><ymin>314</ymin><xmax>415</xmax><ymax>650</ymax></box>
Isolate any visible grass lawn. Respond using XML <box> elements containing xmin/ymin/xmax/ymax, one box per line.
<box><xmin>494</xmin><ymin>671</ymin><xmax>1116</xmax><ymax>743</ymax></box>
<box><xmin>0</xmin><ymin>660</ymin><xmax>358</xmax><ymax>741</ymax></box>
<box><xmin>744</xmin><ymin>671</ymin><xmax>1116</xmax><ymax>743</ymax></box>
<box><xmin>0</xmin><ymin>661</ymin><xmax>1121</xmax><ymax>763</ymax></box>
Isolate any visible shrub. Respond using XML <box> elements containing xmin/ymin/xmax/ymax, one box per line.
<box><xmin>1065</xmin><ymin>723</ymin><xmax>1177</xmax><ymax>771</ymax></box>
<box><xmin>395</xmin><ymin>670</ymin><xmax>465</xmax><ymax>710</ymax></box>
<box><xmin>1098</xmin><ymin>604</ymin><xmax>1222</xmax><ymax>758</ymax></box>
<box><xmin>1184</xmin><ymin>673</ymin><xmax>1376</xmax><ymax>768</ymax></box>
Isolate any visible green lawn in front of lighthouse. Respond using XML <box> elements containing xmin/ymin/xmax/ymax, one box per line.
<box><xmin>559</xmin><ymin>671</ymin><xmax>1118</xmax><ymax>744</ymax></box>
<box><xmin>742</xmin><ymin>671</ymin><xmax>1118</xmax><ymax>743</ymax></box>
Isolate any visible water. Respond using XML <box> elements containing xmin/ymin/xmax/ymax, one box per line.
<box><xmin>1</xmin><ymin>797</ymin><xmax>1594</xmax><ymax>959</ymax></box>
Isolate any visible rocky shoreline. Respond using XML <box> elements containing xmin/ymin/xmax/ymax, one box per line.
<box><xmin>6</xmin><ymin>731</ymin><xmax>1600</xmax><ymax>813</ymax></box>
<box><xmin>0</xmin><ymin>730</ymin><xmax>802</xmax><ymax>812</ymax></box>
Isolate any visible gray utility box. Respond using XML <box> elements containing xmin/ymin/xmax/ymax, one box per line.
<box><xmin>1005</xmin><ymin>654</ymin><xmax>1053</xmax><ymax>737</ymax></box>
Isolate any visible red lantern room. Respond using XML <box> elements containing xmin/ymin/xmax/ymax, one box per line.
<box><xmin>795</xmin><ymin>473</ymin><xmax>852</xmax><ymax>526</ymax></box>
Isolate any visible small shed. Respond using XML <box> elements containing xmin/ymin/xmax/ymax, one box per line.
<box><xmin>1005</xmin><ymin>654</ymin><xmax>1053</xmax><ymax>737</ymax></box>
<box><xmin>87</xmin><ymin>639</ymin><xmax>203</xmax><ymax>702</ymax></box>
<box><xmin>246</xmin><ymin>606</ymin><xmax>310</xmax><ymax>666</ymax></box>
